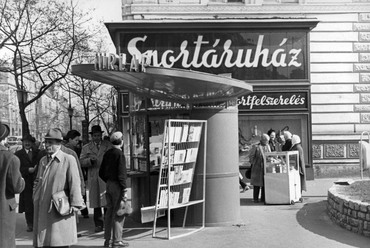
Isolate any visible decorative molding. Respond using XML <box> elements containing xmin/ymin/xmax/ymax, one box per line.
<box><xmin>354</xmin><ymin>63</ymin><xmax>370</xmax><ymax>72</ymax></box>
<box><xmin>361</xmin><ymin>113</ymin><xmax>370</xmax><ymax>123</ymax></box>
<box><xmin>360</xmin><ymin>73</ymin><xmax>370</xmax><ymax>83</ymax></box>
<box><xmin>354</xmin><ymin>104</ymin><xmax>370</xmax><ymax>111</ymax></box>
<box><xmin>359</xmin><ymin>13</ymin><xmax>370</xmax><ymax>22</ymax></box>
<box><xmin>348</xmin><ymin>143</ymin><xmax>359</xmax><ymax>158</ymax></box>
<box><xmin>324</xmin><ymin>144</ymin><xmax>345</xmax><ymax>158</ymax></box>
<box><xmin>361</xmin><ymin>93</ymin><xmax>370</xmax><ymax>103</ymax></box>
<box><xmin>359</xmin><ymin>32</ymin><xmax>370</xmax><ymax>41</ymax></box>
<box><xmin>131</xmin><ymin>4</ymin><xmax>370</xmax><ymax>15</ymax></box>
<box><xmin>360</xmin><ymin>53</ymin><xmax>370</xmax><ymax>62</ymax></box>
<box><xmin>354</xmin><ymin>43</ymin><xmax>370</xmax><ymax>52</ymax></box>
<box><xmin>312</xmin><ymin>144</ymin><xmax>322</xmax><ymax>159</ymax></box>
<box><xmin>354</xmin><ymin>84</ymin><xmax>370</xmax><ymax>92</ymax></box>
<box><xmin>354</xmin><ymin>23</ymin><xmax>370</xmax><ymax>31</ymax></box>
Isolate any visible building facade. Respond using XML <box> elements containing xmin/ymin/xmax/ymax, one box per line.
<box><xmin>114</xmin><ymin>0</ymin><xmax>370</xmax><ymax>178</ymax></box>
<box><xmin>0</xmin><ymin>70</ymin><xmax>72</xmax><ymax>142</ymax></box>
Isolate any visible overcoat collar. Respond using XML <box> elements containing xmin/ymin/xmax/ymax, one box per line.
<box><xmin>0</xmin><ymin>143</ymin><xmax>7</xmax><ymax>151</ymax></box>
<box><xmin>53</xmin><ymin>149</ymin><xmax>63</xmax><ymax>162</ymax></box>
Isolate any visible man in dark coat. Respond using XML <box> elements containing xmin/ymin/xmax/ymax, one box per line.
<box><xmin>0</xmin><ymin>121</ymin><xmax>25</xmax><ymax>248</ymax></box>
<box><xmin>65</xmin><ymin>129</ymin><xmax>89</xmax><ymax>218</ymax></box>
<box><xmin>249</xmin><ymin>134</ymin><xmax>271</xmax><ymax>203</ymax></box>
<box><xmin>15</xmin><ymin>134</ymin><xmax>40</xmax><ymax>232</ymax></box>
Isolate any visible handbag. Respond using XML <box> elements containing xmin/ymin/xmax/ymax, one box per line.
<box><xmin>117</xmin><ymin>200</ymin><xmax>132</xmax><ymax>217</ymax></box>
<box><xmin>50</xmin><ymin>190</ymin><xmax>71</xmax><ymax>216</ymax></box>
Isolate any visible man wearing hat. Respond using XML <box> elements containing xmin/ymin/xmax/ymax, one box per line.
<box><xmin>99</xmin><ymin>132</ymin><xmax>129</xmax><ymax>248</ymax></box>
<box><xmin>0</xmin><ymin>121</ymin><xmax>25</xmax><ymax>248</ymax></box>
<box><xmin>15</xmin><ymin>134</ymin><xmax>41</xmax><ymax>232</ymax></box>
<box><xmin>33</xmin><ymin>128</ymin><xmax>84</xmax><ymax>248</ymax></box>
<box><xmin>80</xmin><ymin>125</ymin><xmax>112</xmax><ymax>232</ymax></box>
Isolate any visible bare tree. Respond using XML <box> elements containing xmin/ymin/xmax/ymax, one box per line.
<box><xmin>0</xmin><ymin>0</ymin><xmax>29</xmax><ymax>50</ymax></box>
<box><xmin>59</xmin><ymin>28</ymin><xmax>117</xmax><ymax>136</ymax></box>
<box><xmin>61</xmin><ymin>74</ymin><xmax>117</xmax><ymax>134</ymax></box>
<box><xmin>0</xmin><ymin>0</ymin><xmax>92</xmax><ymax>136</ymax></box>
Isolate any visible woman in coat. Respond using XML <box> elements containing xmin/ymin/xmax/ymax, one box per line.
<box><xmin>249</xmin><ymin>134</ymin><xmax>271</xmax><ymax>203</ymax></box>
<box><xmin>289</xmin><ymin>135</ymin><xmax>307</xmax><ymax>192</ymax></box>
<box><xmin>33</xmin><ymin>128</ymin><xmax>84</xmax><ymax>247</ymax></box>
<box><xmin>0</xmin><ymin>122</ymin><xmax>25</xmax><ymax>248</ymax></box>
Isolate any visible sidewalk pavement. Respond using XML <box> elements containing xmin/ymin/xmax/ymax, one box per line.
<box><xmin>16</xmin><ymin>177</ymin><xmax>370</xmax><ymax>248</ymax></box>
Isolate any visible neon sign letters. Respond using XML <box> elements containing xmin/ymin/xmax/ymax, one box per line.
<box><xmin>127</xmin><ymin>35</ymin><xmax>302</xmax><ymax>69</ymax></box>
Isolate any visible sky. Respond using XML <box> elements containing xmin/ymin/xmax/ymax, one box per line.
<box><xmin>77</xmin><ymin>0</ymin><xmax>123</xmax><ymax>52</ymax></box>
<box><xmin>78</xmin><ymin>0</ymin><xmax>122</xmax><ymax>22</ymax></box>
<box><xmin>0</xmin><ymin>0</ymin><xmax>122</xmax><ymax>57</ymax></box>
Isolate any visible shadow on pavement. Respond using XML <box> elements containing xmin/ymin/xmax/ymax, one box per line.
<box><xmin>240</xmin><ymin>198</ymin><xmax>257</xmax><ymax>206</ymax></box>
<box><xmin>296</xmin><ymin>200</ymin><xmax>370</xmax><ymax>248</ymax></box>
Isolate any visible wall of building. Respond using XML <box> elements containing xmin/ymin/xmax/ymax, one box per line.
<box><xmin>118</xmin><ymin>0</ymin><xmax>370</xmax><ymax>177</ymax></box>
<box><xmin>0</xmin><ymin>70</ymin><xmax>71</xmax><ymax>142</ymax></box>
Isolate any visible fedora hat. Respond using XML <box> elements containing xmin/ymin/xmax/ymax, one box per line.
<box><xmin>89</xmin><ymin>125</ymin><xmax>104</xmax><ymax>134</ymax></box>
<box><xmin>45</xmin><ymin>128</ymin><xmax>63</xmax><ymax>141</ymax></box>
<box><xmin>0</xmin><ymin>122</ymin><xmax>10</xmax><ymax>141</ymax></box>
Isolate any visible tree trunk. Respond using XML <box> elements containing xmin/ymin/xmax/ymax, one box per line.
<box><xmin>19</xmin><ymin>102</ymin><xmax>30</xmax><ymax>137</ymax></box>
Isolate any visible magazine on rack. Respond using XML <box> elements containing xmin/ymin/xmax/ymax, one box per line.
<box><xmin>185</xmin><ymin>148</ymin><xmax>198</xmax><ymax>163</ymax></box>
<box><xmin>162</xmin><ymin>145</ymin><xmax>175</xmax><ymax>167</ymax></box>
<box><xmin>180</xmin><ymin>124</ymin><xmax>189</xmax><ymax>142</ymax></box>
<box><xmin>159</xmin><ymin>189</ymin><xmax>168</xmax><ymax>207</ymax></box>
<box><xmin>182</xmin><ymin>188</ymin><xmax>191</xmax><ymax>204</ymax></box>
<box><xmin>187</xmin><ymin>125</ymin><xmax>202</xmax><ymax>142</ymax></box>
<box><xmin>174</xmin><ymin>149</ymin><xmax>186</xmax><ymax>164</ymax></box>
<box><xmin>173</xmin><ymin>165</ymin><xmax>183</xmax><ymax>184</ymax></box>
<box><xmin>173</xmin><ymin>126</ymin><xmax>183</xmax><ymax>143</ymax></box>
<box><xmin>169</xmin><ymin>191</ymin><xmax>180</xmax><ymax>206</ymax></box>
<box><xmin>180</xmin><ymin>168</ymin><xmax>193</xmax><ymax>184</ymax></box>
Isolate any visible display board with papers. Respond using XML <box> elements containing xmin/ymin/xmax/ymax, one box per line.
<box><xmin>153</xmin><ymin>119</ymin><xmax>207</xmax><ymax>240</ymax></box>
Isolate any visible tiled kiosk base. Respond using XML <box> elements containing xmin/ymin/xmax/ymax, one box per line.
<box><xmin>327</xmin><ymin>181</ymin><xmax>370</xmax><ymax>237</ymax></box>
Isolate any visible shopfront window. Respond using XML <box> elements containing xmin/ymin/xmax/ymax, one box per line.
<box><xmin>238</xmin><ymin>114</ymin><xmax>308</xmax><ymax>168</ymax></box>
<box><xmin>128</xmin><ymin>94</ymin><xmax>190</xmax><ymax>173</ymax></box>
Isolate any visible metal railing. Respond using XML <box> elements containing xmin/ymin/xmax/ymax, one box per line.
<box><xmin>359</xmin><ymin>131</ymin><xmax>370</xmax><ymax>180</ymax></box>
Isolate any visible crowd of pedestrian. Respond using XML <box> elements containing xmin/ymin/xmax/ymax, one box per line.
<box><xmin>0</xmin><ymin>120</ymin><xmax>129</xmax><ymax>248</ymax></box>
<box><xmin>241</xmin><ymin>127</ymin><xmax>306</xmax><ymax>204</ymax></box>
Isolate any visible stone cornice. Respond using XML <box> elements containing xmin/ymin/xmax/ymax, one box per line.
<box><xmin>130</xmin><ymin>3</ymin><xmax>370</xmax><ymax>15</ymax></box>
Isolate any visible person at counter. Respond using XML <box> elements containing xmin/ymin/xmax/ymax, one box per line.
<box><xmin>249</xmin><ymin>134</ymin><xmax>271</xmax><ymax>203</ymax></box>
<box><xmin>281</xmin><ymin>131</ymin><xmax>293</xmax><ymax>151</ymax></box>
<box><xmin>289</xmin><ymin>135</ymin><xmax>306</xmax><ymax>192</ymax></box>
<box><xmin>267</xmin><ymin>128</ymin><xmax>281</xmax><ymax>152</ymax></box>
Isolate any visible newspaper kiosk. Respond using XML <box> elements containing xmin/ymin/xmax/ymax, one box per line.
<box><xmin>263</xmin><ymin>151</ymin><xmax>303</xmax><ymax>205</ymax></box>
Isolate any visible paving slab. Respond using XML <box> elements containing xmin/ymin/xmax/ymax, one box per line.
<box><xmin>16</xmin><ymin>177</ymin><xmax>370</xmax><ymax>248</ymax></box>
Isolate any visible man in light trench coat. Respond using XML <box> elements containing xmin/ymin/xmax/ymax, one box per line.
<box><xmin>33</xmin><ymin>128</ymin><xmax>84</xmax><ymax>248</ymax></box>
<box><xmin>80</xmin><ymin>125</ymin><xmax>112</xmax><ymax>232</ymax></box>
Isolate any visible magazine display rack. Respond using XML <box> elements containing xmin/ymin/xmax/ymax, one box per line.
<box><xmin>263</xmin><ymin>151</ymin><xmax>303</xmax><ymax>205</ymax></box>
<box><xmin>153</xmin><ymin>119</ymin><xmax>207</xmax><ymax>239</ymax></box>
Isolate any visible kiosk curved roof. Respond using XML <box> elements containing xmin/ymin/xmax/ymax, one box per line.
<box><xmin>71</xmin><ymin>64</ymin><xmax>253</xmax><ymax>104</ymax></box>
